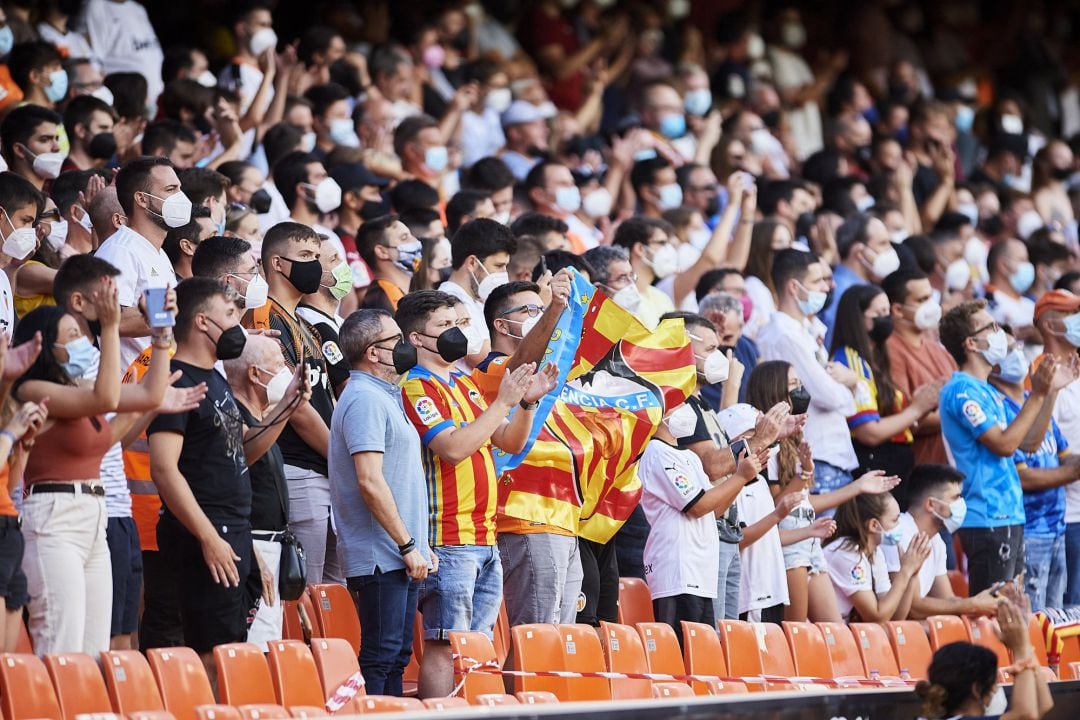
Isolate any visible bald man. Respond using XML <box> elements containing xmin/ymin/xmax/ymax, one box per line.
<box><xmin>88</xmin><ymin>185</ymin><xmax>124</xmax><ymax>245</ymax></box>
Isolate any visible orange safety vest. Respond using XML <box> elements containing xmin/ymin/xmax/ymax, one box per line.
<box><xmin>121</xmin><ymin>345</ymin><xmax>171</xmax><ymax>551</ymax></box>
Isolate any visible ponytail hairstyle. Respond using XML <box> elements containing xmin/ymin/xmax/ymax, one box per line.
<box><xmin>914</xmin><ymin>642</ymin><xmax>998</xmax><ymax>719</ymax></box>
<box><xmin>827</xmin><ymin>491</ymin><xmax>895</xmax><ymax>556</ymax></box>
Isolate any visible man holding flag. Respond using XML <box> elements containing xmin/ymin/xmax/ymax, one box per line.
<box><xmin>395</xmin><ymin>290</ymin><xmax>557</xmax><ymax>699</ymax></box>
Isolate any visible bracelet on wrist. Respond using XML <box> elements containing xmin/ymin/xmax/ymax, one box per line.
<box><xmin>397</xmin><ymin>538</ymin><xmax>416</xmax><ymax>556</ymax></box>
<box><xmin>0</xmin><ymin>430</ymin><xmax>16</xmax><ymax>447</ymax></box>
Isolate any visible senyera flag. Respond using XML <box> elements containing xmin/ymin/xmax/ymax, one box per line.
<box><xmin>493</xmin><ymin>268</ymin><xmax>696</xmax><ymax>543</ymax></box>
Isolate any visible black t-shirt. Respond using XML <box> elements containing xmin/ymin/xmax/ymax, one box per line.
<box><xmin>148</xmin><ymin>360</ymin><xmax>251</xmax><ymax>526</ymax></box>
<box><xmin>297</xmin><ymin>304</ymin><xmax>350</xmax><ymax>394</ymax></box>
<box><xmin>677</xmin><ymin>394</ymin><xmax>730</xmax><ymax>450</ymax></box>
<box><xmin>236</xmin><ymin>402</ymin><xmax>288</xmax><ymax>532</ymax></box>
<box><xmin>912</xmin><ymin>162</ymin><xmax>941</xmax><ymax>208</ymax></box>
<box><xmin>267</xmin><ymin>299</ymin><xmax>335</xmax><ymax>476</ymax></box>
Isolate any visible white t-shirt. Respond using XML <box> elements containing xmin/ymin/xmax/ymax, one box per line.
<box><xmin>743</xmin><ymin>275</ymin><xmax>775</xmax><ymax>341</ymax></box>
<box><xmin>882</xmin><ymin>512</ymin><xmax>945</xmax><ymax>598</ymax></box>
<box><xmin>1051</xmin><ymin>378</ymin><xmax>1080</xmax><ymax>523</ymax></box>
<box><xmin>768</xmin><ymin>45</ymin><xmax>823</xmax><ymax>161</ymax></box>
<box><xmin>461</xmin><ymin>108</ymin><xmax>505</xmax><ymax>169</ymax></box>
<box><xmin>75</xmin><ymin>0</ymin><xmax>164</xmax><ymax>105</ymax></box>
<box><xmin>737</xmin><ymin>477</ymin><xmax>789</xmax><ymax>613</ymax></box>
<box><xmin>37</xmin><ymin>23</ymin><xmax>96</xmax><ymax>65</ymax></box>
<box><xmin>0</xmin><ymin>269</ymin><xmax>14</xmax><ymax>338</ymax></box>
<box><xmin>640</xmin><ymin>439</ymin><xmax>719</xmax><ymax>600</ymax></box>
<box><xmin>84</xmin><ymin>345</ymin><xmax>129</xmax><ymax>518</ymax></box>
<box><xmin>93</xmin><ymin>226</ymin><xmax>176</xmax><ymax>369</ymax></box>
<box><xmin>824</xmin><ymin>540</ymin><xmax>892</xmax><ymax>620</ymax></box>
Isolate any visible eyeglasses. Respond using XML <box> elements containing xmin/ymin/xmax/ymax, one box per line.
<box><xmin>38</xmin><ymin>208</ymin><xmax>60</xmax><ymax>222</ymax></box>
<box><xmin>365</xmin><ymin>333</ymin><xmax>402</xmax><ymax>353</ymax></box>
<box><xmin>608</xmin><ymin>272</ymin><xmax>637</xmax><ymax>287</ymax></box>
<box><xmin>228</xmin><ymin>202</ymin><xmax>251</xmax><ymax>212</ymax></box>
<box><xmin>499</xmin><ymin>304</ymin><xmax>544</xmax><ymax>318</ymax></box>
<box><xmin>690</xmin><ymin>184</ymin><xmax>719</xmax><ymax>194</ymax></box>
<box><xmin>967</xmin><ymin>321</ymin><xmax>1001</xmax><ymax>339</ymax></box>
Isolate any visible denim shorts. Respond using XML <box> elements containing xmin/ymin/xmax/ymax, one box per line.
<box><xmin>779</xmin><ymin>512</ymin><xmax>826</xmax><ymax>574</ymax></box>
<box><xmin>420</xmin><ymin>545</ymin><xmax>503</xmax><ymax>641</ymax></box>
<box><xmin>0</xmin><ymin>517</ymin><xmax>28</xmax><ymax>610</ymax></box>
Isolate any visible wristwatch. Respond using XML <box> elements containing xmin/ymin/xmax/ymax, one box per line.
<box><xmin>519</xmin><ymin>399</ymin><xmax>539</xmax><ymax>411</ymax></box>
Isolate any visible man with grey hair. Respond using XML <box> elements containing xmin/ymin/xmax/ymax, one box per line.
<box><xmin>222</xmin><ymin>334</ymin><xmax>308</xmax><ymax>650</ymax></box>
<box><xmin>583</xmin><ymin>245</ymin><xmax>641</xmax><ymax>314</ymax></box>
<box><xmin>329</xmin><ymin>308</ymin><xmax>431</xmax><ymax>697</ymax></box>
<box><xmin>699</xmin><ymin>292</ymin><xmax>759</xmax><ymax>406</ymax></box>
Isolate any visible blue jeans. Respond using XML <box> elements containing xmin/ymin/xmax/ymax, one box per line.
<box><xmin>420</xmin><ymin>545</ymin><xmax>502</xmax><ymax>640</ymax></box>
<box><xmin>1024</xmin><ymin>534</ymin><xmax>1067</xmax><ymax>612</ymax></box>
<box><xmin>812</xmin><ymin>461</ymin><xmax>854</xmax><ymax>517</ymax></box>
<box><xmin>348</xmin><ymin>568</ymin><xmax>419</xmax><ymax>697</ymax></box>
<box><xmin>713</xmin><ymin>541</ymin><xmax>741</xmax><ymax>625</ymax></box>
<box><xmin>1066</xmin><ymin>522</ymin><xmax>1080</xmax><ymax>605</ymax></box>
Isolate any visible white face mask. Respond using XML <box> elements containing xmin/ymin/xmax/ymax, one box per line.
<box><xmin>46</xmin><ymin>218</ymin><xmax>67</xmax><ymax>251</ymax></box>
<box><xmin>581</xmin><ymin>187</ymin><xmax>613</xmax><ymax>219</ymax></box>
<box><xmin>196</xmin><ymin>70</ymin><xmax>217</xmax><ymax>88</ymax></box>
<box><xmin>485</xmin><ymin>87</ymin><xmax>512</xmax><ymax>113</ymax></box>
<box><xmin>677</xmin><ymin>242</ymin><xmax>701</xmax><ymax>271</ymax></box>
<box><xmin>645</xmin><ymin>243</ymin><xmax>679</xmax><ymax>279</ymax></box>
<box><xmin>945</xmin><ymin>258</ymin><xmax>971</xmax><ymax>291</ymax></box>
<box><xmin>930</xmin><ymin>497</ymin><xmax>967</xmax><ymax>534</ymax></box>
<box><xmin>301</xmin><ymin>131</ymin><xmax>317</xmax><ymax>153</ymax></box>
<box><xmin>328</xmin><ymin>118</ymin><xmax>360</xmax><ymax>148</ymax></box>
<box><xmin>688</xmin><ymin>227</ymin><xmax>711</xmax><ymax>250</ymax></box>
<box><xmin>1</xmin><ymin>224</ymin><xmax>36</xmax><ymax>260</ymax></box>
<box><xmin>979</xmin><ymin>328</ymin><xmax>1009</xmax><ymax>365</ymax></box>
<box><xmin>984</xmin><ymin>686</ymin><xmax>1008</xmax><ymax>716</ymax></box>
<box><xmin>665</xmin><ymin>403</ymin><xmax>698</xmax><ymax>439</ymax></box>
<box><xmin>240</xmin><ymin>273</ymin><xmax>269</xmax><ymax>309</ymax></box>
<box><xmin>305</xmin><ymin>178</ymin><xmax>342</xmax><ymax>214</ymax></box>
<box><xmin>555</xmin><ymin>185</ymin><xmax>581</xmax><ymax>213</ymax></box>
<box><xmin>504</xmin><ymin>313</ymin><xmax>541</xmax><ymax>340</ymax></box>
<box><xmin>657</xmin><ymin>183</ymin><xmax>683</xmax><ymax>211</ymax></box>
<box><xmin>696</xmin><ymin>349</ymin><xmax>729</xmax><ymax>384</ymax></box>
<box><xmin>22</xmin><ymin>146</ymin><xmax>65</xmax><ymax>180</ymax></box>
<box><xmin>257</xmin><ymin>366</ymin><xmax>292</xmax><ymax>406</ymax></box>
<box><xmin>610</xmin><ymin>283</ymin><xmax>643</xmax><ymax>314</ymax></box>
<box><xmin>90</xmin><ymin>85</ymin><xmax>114</xmax><ymax>106</ymax></box>
<box><xmin>250</xmin><ymin>27</ymin><xmax>278</xmax><ymax>56</ymax></box>
<box><xmin>912</xmin><ymin>299</ymin><xmax>942</xmax><ymax>330</ymax></box>
<box><xmin>473</xmin><ymin>262</ymin><xmax>508</xmax><ymax>301</ymax></box>
<box><xmin>144</xmin><ymin>190</ymin><xmax>193</xmax><ymax>228</ymax></box>
<box><xmin>868</xmin><ymin>246</ymin><xmax>901</xmax><ymax>279</ymax></box>
<box><xmin>491</xmin><ymin>210</ymin><xmax>511</xmax><ymax>226</ymax></box>
<box><xmin>75</xmin><ymin>206</ymin><xmax>93</xmax><ymax>232</ymax></box>
<box><xmin>461</xmin><ymin>322</ymin><xmax>486</xmax><ymax>355</ymax></box>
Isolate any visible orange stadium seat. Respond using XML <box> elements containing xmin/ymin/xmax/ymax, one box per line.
<box><xmin>129</xmin><ymin>712</ymin><xmax>178</xmax><ymax>720</ymax></box>
<box><xmin>309</xmin><ymin>638</ymin><xmax>365</xmax><ymax>714</ymax></box>
<box><xmin>357</xmin><ymin>696</ymin><xmax>423</xmax><ymax>713</ymax></box>
<box><xmin>653</xmin><ymin>682</ymin><xmax>695</xmax><ymax>698</ymax></box>
<box><xmin>816</xmin><ymin>623</ymin><xmax>869</xmax><ymax>681</ymax></box>
<box><xmin>599</xmin><ymin>621</ymin><xmax>653</xmax><ymax>699</ymax></box>
<box><xmin>965</xmin><ymin>616</ymin><xmax>1011</xmax><ymax>667</ymax></box>
<box><xmin>783</xmin><ymin>622</ymin><xmax>836</xmax><ymax>680</ymax></box>
<box><xmin>516</xmin><ymin>691</ymin><xmax>560</xmax><ymax>704</ymax></box>
<box><xmin>512</xmin><ymin>623</ymin><xmax>568</xmax><ymax>697</ymax></box>
<box><xmin>473</xmin><ymin>694</ymin><xmax>520</xmax><ymax>706</ymax></box>
<box><xmin>213</xmin><ymin>643</ymin><xmax>277</xmax><ymax>705</ymax></box>
<box><xmin>147</xmin><ymin>647</ymin><xmax>234</xmax><ymax>720</ymax></box>
<box><xmin>286</xmin><ymin>707</ymin><xmax>326</xmax><ymax>718</ymax></box>
<box><xmin>236</xmin><ymin>706</ymin><xmax>289</xmax><ymax>720</ymax></box>
<box><xmin>421</xmin><ymin>697</ymin><xmax>470</xmax><ymax>711</ymax></box>
<box><xmin>758</xmin><ymin>623</ymin><xmax>799</xmax><ymax>678</ymax></box>
<box><xmin>637</xmin><ymin>622</ymin><xmax>687</xmax><ymax>678</ymax></box>
<box><xmin>927</xmin><ymin>615</ymin><xmax>970</xmax><ymax>650</ymax></box>
<box><xmin>718</xmin><ymin>620</ymin><xmax>800</xmax><ymax>691</ymax></box>
<box><xmin>14</xmin><ymin>622</ymin><xmax>31</xmax><ymax>654</ymax></box>
<box><xmin>617</xmin><ymin>577</ymin><xmax>655</xmax><ymax>625</ymax></box>
<box><xmin>0</xmin><ymin>653</ymin><xmax>62</xmax><ymax>720</ymax></box>
<box><xmin>448</xmin><ymin>631</ymin><xmax>504</xmax><ymax>701</ymax></box>
<box><xmin>494</xmin><ymin>602</ymin><xmax>511</xmax><ymax>667</ymax></box>
<box><xmin>267</xmin><ymin>641</ymin><xmax>326</xmax><ymax>710</ymax></box>
<box><xmin>308</xmin><ymin>584</ymin><xmax>360</xmax><ymax>655</ymax></box>
<box><xmin>44</xmin><ymin>652</ymin><xmax>113</xmax><ymax>720</ymax></box>
<box><xmin>102</xmin><ymin>650</ymin><xmax>166</xmax><ymax>713</ymax></box>
<box><xmin>948</xmin><ymin>570</ymin><xmax>969</xmax><ymax>598</ymax></box>
<box><xmin>556</xmin><ymin>624</ymin><xmax>612</xmax><ymax>701</ymax></box>
<box><xmin>849</xmin><ymin>623</ymin><xmax>906</xmax><ymax>682</ymax></box>
<box><xmin>1027</xmin><ymin>616</ymin><xmax>1050</xmax><ymax>668</ymax></box>
<box><xmin>681</xmin><ymin>621</ymin><xmax>747</xmax><ymax>695</ymax></box>
<box><xmin>886</xmin><ymin>621</ymin><xmax>934</xmax><ymax>680</ymax></box>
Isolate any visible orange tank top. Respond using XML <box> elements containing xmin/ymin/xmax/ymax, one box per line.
<box><xmin>25</xmin><ymin>415</ymin><xmax>111</xmax><ymax>484</ymax></box>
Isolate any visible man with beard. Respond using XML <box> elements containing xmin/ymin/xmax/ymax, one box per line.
<box><xmin>96</xmin><ymin>156</ymin><xmax>187</xmax><ymax>367</ymax></box>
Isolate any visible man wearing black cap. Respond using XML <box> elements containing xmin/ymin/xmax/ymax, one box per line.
<box><xmin>329</xmin><ymin>162</ymin><xmax>390</xmax><ymax>273</ymax></box>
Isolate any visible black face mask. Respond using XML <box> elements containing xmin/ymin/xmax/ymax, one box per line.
<box><xmin>979</xmin><ymin>214</ymin><xmax>1005</xmax><ymax>237</ymax></box>
<box><xmin>194</xmin><ymin>114</ymin><xmax>214</xmax><ymax>135</ymax></box>
<box><xmin>361</xmin><ymin>199</ymin><xmax>389</xmax><ymax>221</ymax></box>
<box><xmin>869</xmin><ymin>315</ymin><xmax>894</xmax><ymax>344</ymax></box>
<box><xmin>854</xmin><ymin>144</ymin><xmax>873</xmax><ymax>166</ymax></box>
<box><xmin>420</xmin><ymin>327</ymin><xmax>469</xmax><ymax>363</ymax></box>
<box><xmin>249</xmin><ymin>189</ymin><xmax>272</xmax><ymax>214</ymax></box>
<box><xmin>282</xmin><ymin>257</ymin><xmax>323</xmax><ymax>294</ymax></box>
<box><xmin>795</xmin><ymin>211</ymin><xmax>816</xmax><ymax>242</ymax></box>
<box><xmin>88</xmin><ymin>132</ymin><xmax>117</xmax><ymax>160</ymax></box>
<box><xmin>718</xmin><ymin>344</ymin><xmax>737</xmax><ymax>357</ymax></box>
<box><xmin>761</xmin><ymin>110</ymin><xmax>781</xmax><ymax>129</ymax></box>
<box><xmin>1052</xmin><ymin>166</ymin><xmax>1073</xmax><ymax>181</ymax></box>
<box><xmin>821</xmin><ymin>289</ymin><xmax>835</xmax><ymax>312</ymax></box>
<box><xmin>437</xmin><ymin>265</ymin><xmax>453</xmax><ymax>284</ymax></box>
<box><xmin>392</xmin><ymin>339</ymin><xmax>418</xmax><ymax>375</ymax></box>
<box><xmin>87</xmin><ymin>318</ymin><xmax>102</xmax><ymax>338</ymax></box>
<box><xmin>206</xmin><ymin>318</ymin><xmax>247</xmax><ymax>360</ymax></box>
<box><xmin>704</xmin><ymin>196</ymin><xmax>720</xmax><ymax>217</ymax></box>
<box><xmin>789</xmin><ymin>385</ymin><xmax>811</xmax><ymax>415</ymax></box>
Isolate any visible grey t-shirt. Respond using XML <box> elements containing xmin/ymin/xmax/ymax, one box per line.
<box><xmin>329</xmin><ymin>370</ymin><xmax>430</xmax><ymax>576</ymax></box>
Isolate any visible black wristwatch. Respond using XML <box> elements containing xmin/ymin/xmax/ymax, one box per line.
<box><xmin>519</xmin><ymin>399</ymin><xmax>539</xmax><ymax>411</ymax></box>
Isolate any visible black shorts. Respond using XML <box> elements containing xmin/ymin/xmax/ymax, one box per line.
<box><xmin>107</xmin><ymin>517</ymin><xmax>143</xmax><ymax>636</ymax></box>
<box><xmin>653</xmin><ymin>594</ymin><xmax>713</xmax><ymax>647</ymax></box>
<box><xmin>158</xmin><ymin>514</ymin><xmax>260</xmax><ymax>654</ymax></box>
<box><xmin>0</xmin><ymin>516</ymin><xmax>27</xmax><ymax>610</ymax></box>
<box><xmin>576</xmin><ymin>538</ymin><xmax>619</xmax><ymax>626</ymax></box>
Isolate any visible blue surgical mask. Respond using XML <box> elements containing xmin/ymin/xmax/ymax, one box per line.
<box><xmin>328</xmin><ymin>118</ymin><xmax>360</xmax><ymax>148</ymax></box>
<box><xmin>955</xmin><ymin>105</ymin><xmax>975</xmax><ymax>133</ymax></box>
<box><xmin>1009</xmin><ymin>261</ymin><xmax>1035</xmax><ymax>294</ymax></box>
<box><xmin>1063</xmin><ymin>314</ymin><xmax>1080</xmax><ymax>348</ymax></box>
<box><xmin>45</xmin><ymin>68</ymin><xmax>68</xmax><ymax>103</ymax></box>
<box><xmin>684</xmin><ymin>89</ymin><xmax>712</xmax><ymax>117</ymax></box>
<box><xmin>881</xmin><ymin>525</ymin><xmax>904</xmax><ymax>547</ymax></box>
<box><xmin>659</xmin><ymin>113</ymin><xmax>686</xmax><ymax>139</ymax></box>
<box><xmin>425</xmin><ymin>146</ymin><xmax>449</xmax><ymax>173</ymax></box>
<box><xmin>795</xmin><ymin>283</ymin><xmax>827</xmax><ymax>316</ymax></box>
<box><xmin>997</xmin><ymin>347</ymin><xmax>1029</xmax><ymax>383</ymax></box>
<box><xmin>58</xmin><ymin>335</ymin><xmax>96</xmax><ymax>378</ymax></box>
<box><xmin>0</xmin><ymin>26</ymin><xmax>13</xmax><ymax>57</ymax></box>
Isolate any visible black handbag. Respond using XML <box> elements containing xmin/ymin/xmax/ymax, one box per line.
<box><xmin>277</xmin><ymin>529</ymin><xmax>307</xmax><ymax>601</ymax></box>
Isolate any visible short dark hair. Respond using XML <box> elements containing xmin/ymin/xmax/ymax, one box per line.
<box><xmin>399</xmin><ymin>207</ymin><xmax>442</xmax><ymax>237</ymax></box>
<box><xmin>659</xmin><ymin>311</ymin><xmax>716</xmax><ymax>337</ymax></box>
<box><xmin>62</xmin><ymin>95</ymin><xmax>116</xmax><ymax>142</ymax></box>
<box><xmin>297</xmin><ymin>25</ymin><xmax>342</xmax><ymax>66</ymax></box>
<box><xmin>178</xmin><ymin>167</ymin><xmax>230</xmax><ymax>207</ymax></box>
<box><xmin>339</xmin><ymin>308</ymin><xmax>393</xmax><ymax>364</ymax></box>
<box><xmin>272</xmin><ymin>151</ymin><xmax>319</xmax><ymax>212</ymax></box>
<box><xmin>629</xmin><ymin>156</ymin><xmax>672</xmax><ymax>193</ymax></box>
<box><xmin>1027</xmin><ymin>228</ymin><xmax>1072</xmax><ymax>268</ymax></box>
<box><xmin>939</xmin><ymin>299</ymin><xmax>988</xmax><ymax>366</ymax></box>
<box><xmin>304</xmin><ymin>83</ymin><xmax>350</xmax><ymax>118</ymax></box>
<box><xmin>903</xmin><ymin>234</ymin><xmax>937</xmax><ymax>274</ymax></box>
<box><xmin>160</xmin><ymin>79</ymin><xmax>214</xmax><ymax>123</ymax></box>
<box><xmin>530</xmin><ymin>250</ymin><xmax>594</xmax><ymax>282</ymax></box>
<box><xmin>758</xmin><ymin>179</ymin><xmax>801</xmax><ymax>216</ymax></box>
<box><xmin>613</xmin><ymin>216</ymin><xmax>666</xmax><ymax>251</ymax></box>
<box><xmin>8</xmin><ymin>41</ymin><xmax>61</xmax><ymax>93</ymax></box>
<box><xmin>389</xmin><ymin>179</ymin><xmax>439</xmax><ymax>214</ymax></box>
<box><xmin>175</xmin><ymin>277</ymin><xmax>232</xmax><ymax>342</ymax></box>
<box><xmin>115</xmin><ymin>156</ymin><xmax>175</xmax><ymax>216</ymax></box>
<box><xmin>163</xmin><ymin>221</ymin><xmax>205</xmax><ymax>265</ymax></box>
<box><xmin>262</xmin><ymin>122</ymin><xmax>303</xmax><ymax>171</ymax></box>
<box><xmin>393</xmin><ymin>115</ymin><xmax>439</xmax><ymax>159</ymax></box>
<box><xmin>524</xmin><ymin>161</ymin><xmax>561</xmax><ymax>195</ymax></box>
<box><xmin>216</xmin><ymin>160</ymin><xmax>257</xmax><ymax>189</ymax></box>
<box><xmin>466</xmin><ymin>156</ymin><xmax>514</xmax><ymax>192</ymax></box>
<box><xmin>0</xmin><ymin>171</ymin><xmax>45</xmax><ymax>219</ymax></box>
<box><xmin>53</xmin><ymin>254</ymin><xmax>121</xmax><ymax>310</ymax></box>
<box><xmin>356</xmin><ymin>214</ymin><xmax>400</xmax><ymax>268</ymax></box>
<box><xmin>695</xmin><ymin>268</ymin><xmax>741</xmax><ymax>303</ymax></box>
<box><xmin>881</xmin><ymin>267</ymin><xmax>929</xmax><ymax>307</ymax></box>
<box><xmin>192</xmin><ymin>235</ymin><xmax>253</xmax><ymax>278</ymax></box>
<box><xmin>142</xmin><ymin>119</ymin><xmax>197</xmax><ymax>157</ymax></box>
<box><xmin>13</xmin><ymin>306</ymin><xmax>74</xmax><ymax>391</ymax></box>
<box><xmin>450</xmin><ymin>218</ymin><xmax>517</xmax><ymax>270</ymax></box>
<box><xmin>394</xmin><ymin>289</ymin><xmax>457</xmax><ymax>338</ymax></box>
<box><xmin>906</xmin><ymin>464</ymin><xmax>965</xmax><ymax>507</ymax></box>
<box><xmin>49</xmin><ymin>170</ymin><xmax>96</xmax><ymax>216</ymax></box>
<box><xmin>510</xmin><ymin>212</ymin><xmax>567</xmax><ymax>240</ymax></box>
<box><xmin>582</xmin><ymin>245</ymin><xmax>629</xmax><ymax>286</ymax></box>
<box><xmin>1</xmin><ymin>105</ymin><xmax>62</xmax><ymax>165</ymax></box>
<box><xmin>484</xmin><ymin>280</ymin><xmax>540</xmax><ymax>336</ymax></box>
<box><xmin>770</xmin><ymin>248</ymin><xmax>819</xmax><ymax>294</ymax></box>
<box><xmin>835</xmin><ymin>213</ymin><xmax>873</xmax><ymax>260</ymax></box>
<box><xmin>986</xmin><ymin>238</ymin><xmax>1015</xmax><ymax>278</ymax></box>
<box><xmin>446</xmin><ymin>190</ymin><xmax>491</xmax><ymax>235</ymax></box>
<box><xmin>103</xmin><ymin>72</ymin><xmax>149</xmax><ymax>120</ymax></box>
<box><xmin>161</xmin><ymin>44</ymin><xmax>198</xmax><ymax>82</ymax></box>
<box><xmin>261</xmin><ymin>221</ymin><xmax>319</xmax><ymax>267</ymax></box>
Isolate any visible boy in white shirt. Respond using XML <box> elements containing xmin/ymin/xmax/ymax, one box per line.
<box><xmin>640</xmin><ymin>403</ymin><xmax>763</xmax><ymax>644</ymax></box>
